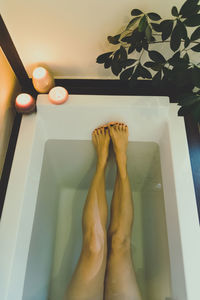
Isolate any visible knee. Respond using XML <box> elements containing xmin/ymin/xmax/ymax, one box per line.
<box><xmin>84</xmin><ymin>228</ymin><xmax>105</xmax><ymax>256</ymax></box>
<box><xmin>108</xmin><ymin>230</ymin><xmax>131</xmax><ymax>253</ymax></box>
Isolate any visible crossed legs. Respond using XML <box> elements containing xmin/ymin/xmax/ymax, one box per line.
<box><xmin>65</xmin><ymin>123</ymin><xmax>142</xmax><ymax>300</ymax></box>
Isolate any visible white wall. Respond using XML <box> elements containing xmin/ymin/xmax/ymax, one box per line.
<box><xmin>0</xmin><ymin>0</ymin><xmax>185</xmax><ymax>79</ymax></box>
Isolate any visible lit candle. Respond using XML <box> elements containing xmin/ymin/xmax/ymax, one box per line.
<box><xmin>32</xmin><ymin>67</ymin><xmax>55</xmax><ymax>93</ymax></box>
<box><xmin>48</xmin><ymin>87</ymin><xmax>69</xmax><ymax>104</ymax></box>
<box><xmin>15</xmin><ymin>93</ymin><xmax>36</xmax><ymax>114</ymax></box>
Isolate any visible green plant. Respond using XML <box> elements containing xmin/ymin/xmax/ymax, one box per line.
<box><xmin>96</xmin><ymin>0</ymin><xmax>200</xmax><ymax>120</ymax></box>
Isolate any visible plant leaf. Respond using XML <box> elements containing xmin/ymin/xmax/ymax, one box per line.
<box><xmin>192</xmin><ymin>102</ymin><xmax>200</xmax><ymax>121</ymax></box>
<box><xmin>138</xmin><ymin>15</ymin><xmax>148</xmax><ymax>32</ymax></box>
<box><xmin>170</xmin><ymin>23</ymin><xmax>182</xmax><ymax>51</ymax></box>
<box><xmin>184</xmin><ymin>37</ymin><xmax>190</xmax><ymax>47</ymax></box>
<box><xmin>131</xmin><ymin>28</ymin><xmax>144</xmax><ymax>43</ymax></box>
<box><xmin>147</xmin><ymin>12</ymin><xmax>161</xmax><ymax>21</ymax></box>
<box><xmin>151</xmin><ymin>22</ymin><xmax>162</xmax><ymax>32</ymax></box>
<box><xmin>168</xmin><ymin>51</ymin><xmax>180</xmax><ymax>65</ymax></box>
<box><xmin>177</xmin><ymin>20</ymin><xmax>187</xmax><ymax>39</ymax></box>
<box><xmin>145</xmin><ymin>25</ymin><xmax>152</xmax><ymax>41</ymax></box>
<box><xmin>178</xmin><ymin>94</ymin><xmax>200</xmax><ymax>106</ymax></box>
<box><xmin>153</xmin><ymin>70</ymin><xmax>162</xmax><ymax>82</ymax></box>
<box><xmin>126</xmin><ymin>17</ymin><xmax>140</xmax><ymax>30</ymax></box>
<box><xmin>184</xmin><ymin>14</ymin><xmax>200</xmax><ymax>27</ymax></box>
<box><xmin>144</xmin><ymin>61</ymin><xmax>162</xmax><ymax>71</ymax></box>
<box><xmin>160</xmin><ymin>20</ymin><xmax>174</xmax><ymax>41</ymax></box>
<box><xmin>136</xmin><ymin>43</ymin><xmax>142</xmax><ymax>52</ymax></box>
<box><xmin>122</xmin><ymin>59</ymin><xmax>137</xmax><ymax>68</ymax></box>
<box><xmin>142</xmin><ymin>39</ymin><xmax>149</xmax><ymax>50</ymax></box>
<box><xmin>132</xmin><ymin>64</ymin><xmax>141</xmax><ymax>79</ymax></box>
<box><xmin>180</xmin><ymin>1</ymin><xmax>200</xmax><ymax>18</ymax></box>
<box><xmin>178</xmin><ymin>97</ymin><xmax>200</xmax><ymax>122</ymax></box>
<box><xmin>119</xmin><ymin>46</ymin><xmax>127</xmax><ymax>62</ymax></box>
<box><xmin>128</xmin><ymin>44</ymin><xmax>136</xmax><ymax>54</ymax></box>
<box><xmin>104</xmin><ymin>57</ymin><xmax>112</xmax><ymax>68</ymax></box>
<box><xmin>113</xmin><ymin>49</ymin><xmax>120</xmax><ymax>61</ymax></box>
<box><xmin>148</xmin><ymin>50</ymin><xmax>166</xmax><ymax>63</ymax></box>
<box><xmin>183</xmin><ymin>52</ymin><xmax>189</xmax><ymax>63</ymax></box>
<box><xmin>120</xmin><ymin>66</ymin><xmax>134</xmax><ymax>80</ymax></box>
<box><xmin>121</xmin><ymin>36</ymin><xmax>132</xmax><ymax>43</ymax></box>
<box><xmin>172</xmin><ymin>6</ymin><xmax>179</xmax><ymax>17</ymax></box>
<box><xmin>162</xmin><ymin>67</ymin><xmax>173</xmax><ymax>83</ymax></box>
<box><xmin>178</xmin><ymin>105</ymin><xmax>193</xmax><ymax>117</ymax></box>
<box><xmin>135</xmin><ymin>63</ymin><xmax>152</xmax><ymax>79</ymax></box>
<box><xmin>139</xmin><ymin>65</ymin><xmax>152</xmax><ymax>79</ymax></box>
<box><xmin>107</xmin><ymin>35</ymin><xmax>121</xmax><ymax>44</ymax></box>
<box><xmin>190</xmin><ymin>67</ymin><xmax>200</xmax><ymax>87</ymax></box>
<box><xmin>96</xmin><ymin>52</ymin><xmax>113</xmax><ymax>63</ymax></box>
<box><xmin>191</xmin><ymin>26</ymin><xmax>200</xmax><ymax>40</ymax></box>
<box><xmin>131</xmin><ymin>9</ymin><xmax>143</xmax><ymax>16</ymax></box>
<box><xmin>111</xmin><ymin>60</ymin><xmax>122</xmax><ymax>76</ymax></box>
<box><xmin>191</xmin><ymin>44</ymin><xmax>200</xmax><ymax>51</ymax></box>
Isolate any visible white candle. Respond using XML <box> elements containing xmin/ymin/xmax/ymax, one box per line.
<box><xmin>32</xmin><ymin>67</ymin><xmax>55</xmax><ymax>93</ymax></box>
<box><xmin>15</xmin><ymin>93</ymin><xmax>36</xmax><ymax>114</ymax></box>
<box><xmin>48</xmin><ymin>87</ymin><xmax>69</xmax><ymax>104</ymax></box>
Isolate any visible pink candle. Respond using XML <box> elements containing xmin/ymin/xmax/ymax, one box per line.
<box><xmin>32</xmin><ymin>67</ymin><xmax>55</xmax><ymax>93</ymax></box>
<box><xmin>48</xmin><ymin>87</ymin><xmax>69</xmax><ymax>104</ymax></box>
<box><xmin>15</xmin><ymin>93</ymin><xmax>36</xmax><ymax>114</ymax></box>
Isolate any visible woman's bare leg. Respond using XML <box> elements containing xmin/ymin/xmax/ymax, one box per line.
<box><xmin>104</xmin><ymin>123</ymin><xmax>142</xmax><ymax>300</ymax></box>
<box><xmin>65</xmin><ymin>126</ymin><xmax>109</xmax><ymax>300</ymax></box>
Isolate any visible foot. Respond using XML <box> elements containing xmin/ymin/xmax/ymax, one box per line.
<box><xmin>109</xmin><ymin>123</ymin><xmax>128</xmax><ymax>178</ymax></box>
<box><xmin>92</xmin><ymin>126</ymin><xmax>110</xmax><ymax>170</ymax></box>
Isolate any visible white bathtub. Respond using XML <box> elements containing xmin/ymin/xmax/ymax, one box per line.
<box><xmin>0</xmin><ymin>95</ymin><xmax>199</xmax><ymax>300</ymax></box>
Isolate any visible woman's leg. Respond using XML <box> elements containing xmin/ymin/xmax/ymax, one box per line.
<box><xmin>65</xmin><ymin>127</ymin><xmax>109</xmax><ymax>300</ymax></box>
<box><xmin>104</xmin><ymin>123</ymin><xmax>142</xmax><ymax>300</ymax></box>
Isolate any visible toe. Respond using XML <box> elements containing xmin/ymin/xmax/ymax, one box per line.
<box><xmin>108</xmin><ymin>124</ymin><xmax>114</xmax><ymax>135</ymax></box>
<box><xmin>122</xmin><ymin>124</ymin><xmax>126</xmax><ymax>131</ymax></box>
<box><xmin>119</xmin><ymin>123</ymin><xmax>123</xmax><ymax>131</ymax></box>
<box><xmin>92</xmin><ymin>129</ymin><xmax>96</xmax><ymax>137</ymax></box>
<box><xmin>105</xmin><ymin>128</ymin><xmax>110</xmax><ymax>137</ymax></box>
<box><xmin>92</xmin><ymin>130</ymin><xmax>97</xmax><ymax>143</ymax></box>
<box><xmin>112</xmin><ymin>124</ymin><xmax>118</xmax><ymax>131</ymax></box>
<box><xmin>116</xmin><ymin>123</ymin><xmax>120</xmax><ymax>131</ymax></box>
<box><xmin>96</xmin><ymin>129</ymin><xmax>100</xmax><ymax>137</ymax></box>
<box><xmin>125</xmin><ymin>124</ymin><xmax>129</xmax><ymax>134</ymax></box>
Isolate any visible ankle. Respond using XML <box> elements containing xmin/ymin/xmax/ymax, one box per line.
<box><xmin>116</xmin><ymin>156</ymin><xmax>127</xmax><ymax>179</ymax></box>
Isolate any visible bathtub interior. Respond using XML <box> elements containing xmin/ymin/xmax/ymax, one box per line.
<box><xmin>22</xmin><ymin>139</ymin><xmax>171</xmax><ymax>300</ymax></box>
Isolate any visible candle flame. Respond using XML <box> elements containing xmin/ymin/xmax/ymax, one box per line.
<box><xmin>33</xmin><ymin>67</ymin><xmax>47</xmax><ymax>79</ymax></box>
<box><xmin>16</xmin><ymin>93</ymin><xmax>32</xmax><ymax>105</ymax></box>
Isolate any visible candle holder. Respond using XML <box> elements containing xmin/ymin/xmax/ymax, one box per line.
<box><xmin>15</xmin><ymin>93</ymin><xmax>36</xmax><ymax>114</ymax></box>
<box><xmin>32</xmin><ymin>67</ymin><xmax>55</xmax><ymax>93</ymax></box>
<box><xmin>48</xmin><ymin>86</ymin><xmax>69</xmax><ymax>104</ymax></box>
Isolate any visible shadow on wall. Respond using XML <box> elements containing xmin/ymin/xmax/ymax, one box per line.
<box><xmin>0</xmin><ymin>47</ymin><xmax>21</xmax><ymax>178</ymax></box>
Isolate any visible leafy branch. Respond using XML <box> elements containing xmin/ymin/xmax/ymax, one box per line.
<box><xmin>97</xmin><ymin>0</ymin><xmax>200</xmax><ymax>121</ymax></box>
